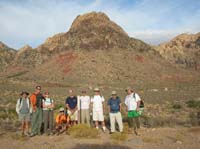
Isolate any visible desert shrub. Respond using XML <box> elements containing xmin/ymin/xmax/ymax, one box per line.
<box><xmin>68</xmin><ymin>124</ymin><xmax>99</xmax><ymax>139</ymax></box>
<box><xmin>186</xmin><ymin>100</ymin><xmax>200</xmax><ymax>109</ymax></box>
<box><xmin>54</xmin><ymin>103</ymin><xmax>64</xmax><ymax>110</ymax></box>
<box><xmin>7</xmin><ymin>71</ymin><xmax>28</xmax><ymax>78</ymax></box>
<box><xmin>0</xmin><ymin>108</ymin><xmax>17</xmax><ymax>120</ymax></box>
<box><xmin>172</xmin><ymin>103</ymin><xmax>182</xmax><ymax>110</ymax></box>
<box><xmin>110</xmin><ymin>132</ymin><xmax>128</xmax><ymax>142</ymax></box>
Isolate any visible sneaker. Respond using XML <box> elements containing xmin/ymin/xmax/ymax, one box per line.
<box><xmin>102</xmin><ymin>127</ymin><xmax>106</xmax><ymax>133</ymax></box>
<box><xmin>29</xmin><ymin>133</ymin><xmax>36</xmax><ymax>137</ymax></box>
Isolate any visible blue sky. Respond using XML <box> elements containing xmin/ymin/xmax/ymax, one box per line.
<box><xmin>0</xmin><ymin>0</ymin><xmax>200</xmax><ymax>49</ymax></box>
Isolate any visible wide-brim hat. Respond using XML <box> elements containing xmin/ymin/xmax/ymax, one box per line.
<box><xmin>59</xmin><ymin>107</ymin><xmax>65</xmax><ymax>112</ymax></box>
<box><xmin>94</xmin><ymin>87</ymin><xmax>100</xmax><ymax>92</ymax></box>
<box><xmin>20</xmin><ymin>91</ymin><xmax>29</xmax><ymax>96</ymax></box>
<box><xmin>111</xmin><ymin>91</ymin><xmax>117</xmax><ymax>95</ymax></box>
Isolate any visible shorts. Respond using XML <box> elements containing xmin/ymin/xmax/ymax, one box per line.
<box><xmin>128</xmin><ymin>110</ymin><xmax>139</xmax><ymax>118</ymax></box>
<box><xmin>67</xmin><ymin>110</ymin><xmax>78</xmax><ymax>121</ymax></box>
<box><xmin>19</xmin><ymin>113</ymin><xmax>30</xmax><ymax>122</ymax></box>
<box><xmin>93</xmin><ymin>111</ymin><xmax>104</xmax><ymax>121</ymax></box>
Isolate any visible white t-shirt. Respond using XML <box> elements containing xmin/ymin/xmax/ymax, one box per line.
<box><xmin>78</xmin><ymin>95</ymin><xmax>90</xmax><ymax>110</ymax></box>
<box><xmin>43</xmin><ymin>98</ymin><xmax>53</xmax><ymax>110</ymax></box>
<box><xmin>124</xmin><ymin>93</ymin><xmax>141</xmax><ymax>111</ymax></box>
<box><xmin>91</xmin><ymin>95</ymin><xmax>105</xmax><ymax>112</ymax></box>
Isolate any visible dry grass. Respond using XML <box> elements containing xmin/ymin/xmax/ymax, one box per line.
<box><xmin>142</xmin><ymin>137</ymin><xmax>162</xmax><ymax>143</ymax></box>
<box><xmin>110</xmin><ymin>132</ymin><xmax>128</xmax><ymax>142</ymax></box>
<box><xmin>68</xmin><ymin>124</ymin><xmax>99</xmax><ymax>139</ymax></box>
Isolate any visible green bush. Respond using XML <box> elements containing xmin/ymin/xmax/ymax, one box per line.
<box><xmin>172</xmin><ymin>103</ymin><xmax>182</xmax><ymax>109</ymax></box>
<box><xmin>186</xmin><ymin>100</ymin><xmax>200</xmax><ymax>109</ymax></box>
<box><xmin>68</xmin><ymin>124</ymin><xmax>99</xmax><ymax>139</ymax></box>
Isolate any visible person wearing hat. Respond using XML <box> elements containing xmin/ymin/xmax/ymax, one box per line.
<box><xmin>42</xmin><ymin>91</ymin><xmax>54</xmax><ymax>135</ymax></box>
<box><xmin>124</xmin><ymin>87</ymin><xmax>141</xmax><ymax>135</ymax></box>
<box><xmin>55</xmin><ymin>107</ymin><xmax>69</xmax><ymax>134</ymax></box>
<box><xmin>78</xmin><ymin>90</ymin><xmax>91</xmax><ymax>126</ymax></box>
<box><xmin>91</xmin><ymin>88</ymin><xmax>106</xmax><ymax>132</ymax></box>
<box><xmin>107</xmin><ymin>91</ymin><xmax>123</xmax><ymax>134</ymax></box>
<box><xmin>16</xmin><ymin>91</ymin><xmax>32</xmax><ymax>136</ymax></box>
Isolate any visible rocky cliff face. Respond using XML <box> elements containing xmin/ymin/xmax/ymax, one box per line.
<box><xmin>0</xmin><ymin>41</ymin><xmax>16</xmax><ymax>70</ymax></box>
<box><xmin>39</xmin><ymin>12</ymin><xmax>152</xmax><ymax>52</ymax></box>
<box><xmin>10</xmin><ymin>12</ymin><xmax>154</xmax><ymax>67</ymax></box>
<box><xmin>155</xmin><ymin>33</ymin><xmax>200</xmax><ymax>70</ymax></box>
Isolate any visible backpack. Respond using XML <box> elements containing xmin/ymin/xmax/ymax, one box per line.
<box><xmin>19</xmin><ymin>97</ymin><xmax>31</xmax><ymax>105</ymax></box>
<box><xmin>133</xmin><ymin>93</ymin><xmax>144</xmax><ymax>108</ymax></box>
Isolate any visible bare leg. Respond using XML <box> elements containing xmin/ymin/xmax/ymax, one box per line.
<box><xmin>102</xmin><ymin>121</ymin><xmax>106</xmax><ymax>132</ymax></box>
<box><xmin>95</xmin><ymin>121</ymin><xmax>99</xmax><ymax>129</ymax></box>
<box><xmin>25</xmin><ymin>121</ymin><xmax>29</xmax><ymax>135</ymax></box>
<box><xmin>22</xmin><ymin>121</ymin><xmax>25</xmax><ymax>135</ymax></box>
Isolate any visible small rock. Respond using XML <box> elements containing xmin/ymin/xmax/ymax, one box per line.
<box><xmin>176</xmin><ymin>140</ymin><xmax>182</xmax><ymax>144</ymax></box>
<box><xmin>152</xmin><ymin>128</ymin><xmax>156</xmax><ymax>131</ymax></box>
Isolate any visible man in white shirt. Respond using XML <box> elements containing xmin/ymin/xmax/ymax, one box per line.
<box><xmin>124</xmin><ymin>87</ymin><xmax>141</xmax><ymax>135</ymax></box>
<box><xmin>91</xmin><ymin>88</ymin><xmax>106</xmax><ymax>132</ymax></box>
<box><xmin>78</xmin><ymin>90</ymin><xmax>90</xmax><ymax>126</ymax></box>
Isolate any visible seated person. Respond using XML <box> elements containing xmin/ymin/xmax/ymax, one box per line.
<box><xmin>55</xmin><ymin>107</ymin><xmax>69</xmax><ymax>134</ymax></box>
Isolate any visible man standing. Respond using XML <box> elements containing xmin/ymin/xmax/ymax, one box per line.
<box><xmin>16</xmin><ymin>91</ymin><xmax>32</xmax><ymax>136</ymax></box>
<box><xmin>91</xmin><ymin>88</ymin><xmax>106</xmax><ymax>132</ymax></box>
<box><xmin>30</xmin><ymin>85</ymin><xmax>44</xmax><ymax>137</ymax></box>
<box><xmin>78</xmin><ymin>90</ymin><xmax>90</xmax><ymax>126</ymax></box>
<box><xmin>107</xmin><ymin>91</ymin><xmax>123</xmax><ymax>134</ymax></box>
<box><xmin>124</xmin><ymin>87</ymin><xmax>141</xmax><ymax>135</ymax></box>
<box><xmin>65</xmin><ymin>89</ymin><xmax>78</xmax><ymax>125</ymax></box>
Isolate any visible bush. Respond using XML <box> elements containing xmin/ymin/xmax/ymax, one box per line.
<box><xmin>172</xmin><ymin>103</ymin><xmax>182</xmax><ymax>109</ymax></box>
<box><xmin>110</xmin><ymin>132</ymin><xmax>128</xmax><ymax>142</ymax></box>
<box><xmin>186</xmin><ymin>100</ymin><xmax>200</xmax><ymax>109</ymax></box>
<box><xmin>68</xmin><ymin>124</ymin><xmax>99</xmax><ymax>139</ymax></box>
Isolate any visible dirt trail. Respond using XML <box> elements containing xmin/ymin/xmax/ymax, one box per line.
<box><xmin>0</xmin><ymin>127</ymin><xmax>200</xmax><ymax>149</ymax></box>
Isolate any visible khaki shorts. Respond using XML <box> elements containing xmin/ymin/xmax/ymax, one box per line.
<box><xmin>93</xmin><ymin>111</ymin><xmax>104</xmax><ymax>121</ymax></box>
<box><xmin>68</xmin><ymin>110</ymin><xmax>78</xmax><ymax>121</ymax></box>
<box><xmin>19</xmin><ymin>113</ymin><xmax>30</xmax><ymax>122</ymax></box>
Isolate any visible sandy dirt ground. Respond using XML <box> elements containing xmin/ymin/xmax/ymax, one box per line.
<box><xmin>0</xmin><ymin>127</ymin><xmax>200</xmax><ymax>149</ymax></box>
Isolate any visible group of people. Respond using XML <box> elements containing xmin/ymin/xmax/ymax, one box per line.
<box><xmin>16</xmin><ymin>85</ymin><xmax>144</xmax><ymax>137</ymax></box>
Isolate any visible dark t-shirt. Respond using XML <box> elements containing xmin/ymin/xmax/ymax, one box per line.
<box><xmin>107</xmin><ymin>97</ymin><xmax>121</xmax><ymax>113</ymax></box>
<box><xmin>36</xmin><ymin>93</ymin><xmax>45</xmax><ymax>108</ymax></box>
<box><xmin>65</xmin><ymin>96</ymin><xmax>77</xmax><ymax>109</ymax></box>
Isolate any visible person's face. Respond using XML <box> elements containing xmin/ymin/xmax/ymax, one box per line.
<box><xmin>36</xmin><ymin>86</ymin><xmax>41</xmax><ymax>93</ymax></box>
<box><xmin>60</xmin><ymin>111</ymin><xmax>64</xmax><ymax>115</ymax></box>
<box><xmin>112</xmin><ymin>94</ymin><xmax>117</xmax><ymax>99</ymax></box>
<box><xmin>69</xmin><ymin>90</ymin><xmax>73</xmax><ymax>96</ymax></box>
<box><xmin>44</xmin><ymin>94</ymin><xmax>49</xmax><ymax>98</ymax></box>
<box><xmin>82</xmin><ymin>92</ymin><xmax>86</xmax><ymax>96</ymax></box>
<box><xmin>127</xmin><ymin>89</ymin><xmax>132</xmax><ymax>95</ymax></box>
<box><xmin>95</xmin><ymin>91</ymin><xmax>100</xmax><ymax>95</ymax></box>
<box><xmin>22</xmin><ymin>94</ymin><xmax>28</xmax><ymax>98</ymax></box>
